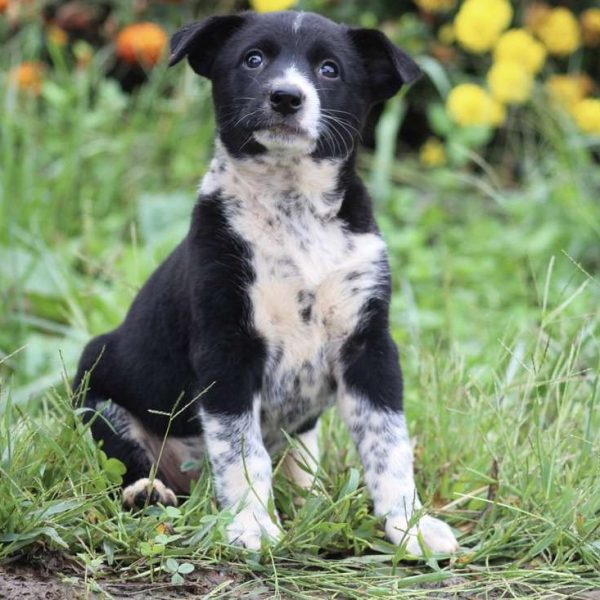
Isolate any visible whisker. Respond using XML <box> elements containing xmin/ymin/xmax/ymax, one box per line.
<box><xmin>321</xmin><ymin>108</ymin><xmax>362</xmax><ymax>123</ymax></box>
<box><xmin>320</xmin><ymin>114</ymin><xmax>363</xmax><ymax>143</ymax></box>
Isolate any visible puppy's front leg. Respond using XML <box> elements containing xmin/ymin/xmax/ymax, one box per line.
<box><xmin>338</xmin><ymin>329</ymin><xmax>458</xmax><ymax>555</ymax></box>
<box><xmin>201</xmin><ymin>400</ymin><xmax>281</xmax><ymax>550</ymax></box>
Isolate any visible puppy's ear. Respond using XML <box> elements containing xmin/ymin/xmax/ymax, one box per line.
<box><xmin>348</xmin><ymin>28</ymin><xmax>422</xmax><ymax>103</ymax></box>
<box><xmin>169</xmin><ymin>15</ymin><xmax>245</xmax><ymax>78</ymax></box>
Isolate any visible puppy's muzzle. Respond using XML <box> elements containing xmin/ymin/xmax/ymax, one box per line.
<box><xmin>270</xmin><ymin>85</ymin><xmax>304</xmax><ymax>116</ymax></box>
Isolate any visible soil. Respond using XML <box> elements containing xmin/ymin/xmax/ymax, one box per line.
<box><xmin>2</xmin><ymin>556</ymin><xmax>599</xmax><ymax>599</ymax></box>
<box><xmin>0</xmin><ymin>564</ymin><xmax>79</xmax><ymax>600</ymax></box>
<box><xmin>0</xmin><ymin>557</ymin><xmax>242</xmax><ymax>600</ymax></box>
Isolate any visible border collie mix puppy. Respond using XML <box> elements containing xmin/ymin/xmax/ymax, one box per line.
<box><xmin>74</xmin><ymin>10</ymin><xmax>459</xmax><ymax>555</ymax></box>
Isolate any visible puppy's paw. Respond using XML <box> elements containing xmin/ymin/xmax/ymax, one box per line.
<box><xmin>385</xmin><ymin>513</ymin><xmax>459</xmax><ymax>556</ymax></box>
<box><xmin>123</xmin><ymin>477</ymin><xmax>178</xmax><ymax>509</ymax></box>
<box><xmin>226</xmin><ymin>507</ymin><xmax>282</xmax><ymax>551</ymax></box>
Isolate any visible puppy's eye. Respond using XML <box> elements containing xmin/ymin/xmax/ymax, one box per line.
<box><xmin>319</xmin><ymin>60</ymin><xmax>339</xmax><ymax>79</ymax></box>
<box><xmin>244</xmin><ymin>50</ymin><xmax>264</xmax><ymax>69</ymax></box>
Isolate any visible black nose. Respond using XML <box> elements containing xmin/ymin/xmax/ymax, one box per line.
<box><xmin>270</xmin><ymin>86</ymin><xmax>303</xmax><ymax>115</ymax></box>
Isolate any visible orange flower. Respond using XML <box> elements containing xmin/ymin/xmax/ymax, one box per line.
<box><xmin>47</xmin><ymin>26</ymin><xmax>68</xmax><ymax>46</ymax></box>
<box><xmin>0</xmin><ymin>0</ymin><xmax>8</xmax><ymax>14</ymax></box>
<box><xmin>116</xmin><ymin>22</ymin><xmax>167</xmax><ymax>67</ymax></box>
<box><xmin>8</xmin><ymin>61</ymin><xmax>44</xmax><ymax>95</ymax></box>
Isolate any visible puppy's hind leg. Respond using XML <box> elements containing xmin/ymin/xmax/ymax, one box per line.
<box><xmin>82</xmin><ymin>395</ymin><xmax>177</xmax><ymax>509</ymax></box>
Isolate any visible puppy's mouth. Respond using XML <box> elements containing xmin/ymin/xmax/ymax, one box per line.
<box><xmin>258</xmin><ymin>123</ymin><xmax>309</xmax><ymax>136</ymax></box>
<box><xmin>254</xmin><ymin>122</ymin><xmax>311</xmax><ymax>139</ymax></box>
<box><xmin>253</xmin><ymin>122</ymin><xmax>317</xmax><ymax>153</ymax></box>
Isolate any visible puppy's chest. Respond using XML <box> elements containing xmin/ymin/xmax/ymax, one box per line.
<box><xmin>227</xmin><ymin>189</ymin><xmax>387</xmax><ymax>433</ymax></box>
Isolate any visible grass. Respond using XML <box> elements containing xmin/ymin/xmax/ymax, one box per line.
<box><xmin>1</xmin><ymin>40</ymin><xmax>600</xmax><ymax>599</ymax></box>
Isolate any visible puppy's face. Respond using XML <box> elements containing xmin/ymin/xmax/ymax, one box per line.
<box><xmin>170</xmin><ymin>12</ymin><xmax>421</xmax><ymax>159</ymax></box>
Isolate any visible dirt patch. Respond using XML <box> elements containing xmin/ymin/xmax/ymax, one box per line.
<box><xmin>0</xmin><ymin>557</ymin><xmax>244</xmax><ymax>600</ymax></box>
<box><xmin>0</xmin><ymin>564</ymin><xmax>81</xmax><ymax>600</ymax></box>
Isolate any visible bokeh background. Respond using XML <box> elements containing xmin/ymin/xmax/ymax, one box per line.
<box><xmin>2</xmin><ymin>0</ymin><xmax>599</xmax><ymax>398</ymax></box>
<box><xmin>0</xmin><ymin>1</ymin><xmax>600</xmax><ymax>593</ymax></box>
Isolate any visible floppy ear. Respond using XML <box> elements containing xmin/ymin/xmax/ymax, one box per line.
<box><xmin>348</xmin><ymin>28</ymin><xmax>422</xmax><ymax>103</ymax></box>
<box><xmin>169</xmin><ymin>15</ymin><xmax>246</xmax><ymax>78</ymax></box>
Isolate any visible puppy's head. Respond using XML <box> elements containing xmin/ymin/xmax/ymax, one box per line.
<box><xmin>169</xmin><ymin>11</ymin><xmax>421</xmax><ymax>159</ymax></box>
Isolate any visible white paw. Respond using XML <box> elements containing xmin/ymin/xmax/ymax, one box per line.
<box><xmin>226</xmin><ymin>507</ymin><xmax>282</xmax><ymax>551</ymax></box>
<box><xmin>122</xmin><ymin>477</ymin><xmax>178</xmax><ymax>509</ymax></box>
<box><xmin>385</xmin><ymin>514</ymin><xmax>459</xmax><ymax>556</ymax></box>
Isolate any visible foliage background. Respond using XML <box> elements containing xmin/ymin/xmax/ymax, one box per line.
<box><xmin>0</xmin><ymin>0</ymin><xmax>599</xmax><ymax>597</ymax></box>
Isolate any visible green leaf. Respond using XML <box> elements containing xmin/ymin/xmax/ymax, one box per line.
<box><xmin>427</xmin><ymin>103</ymin><xmax>452</xmax><ymax>137</ymax></box>
<box><xmin>164</xmin><ymin>505</ymin><xmax>181</xmax><ymax>519</ymax></box>
<box><xmin>103</xmin><ymin>457</ymin><xmax>126</xmax><ymax>485</ymax></box>
<box><xmin>155</xmin><ymin>534</ymin><xmax>170</xmax><ymax>545</ymax></box>
<box><xmin>416</xmin><ymin>55</ymin><xmax>452</xmax><ymax>96</ymax></box>
<box><xmin>178</xmin><ymin>562</ymin><xmax>194</xmax><ymax>575</ymax></box>
<box><xmin>34</xmin><ymin>499</ymin><xmax>81</xmax><ymax>518</ymax></box>
<box><xmin>0</xmin><ymin>527</ymin><xmax>68</xmax><ymax>549</ymax></box>
<box><xmin>165</xmin><ymin>557</ymin><xmax>179</xmax><ymax>573</ymax></box>
<box><xmin>102</xmin><ymin>540</ymin><xmax>115</xmax><ymax>566</ymax></box>
<box><xmin>338</xmin><ymin>468</ymin><xmax>360</xmax><ymax>499</ymax></box>
<box><xmin>137</xmin><ymin>192</ymin><xmax>191</xmax><ymax>246</ymax></box>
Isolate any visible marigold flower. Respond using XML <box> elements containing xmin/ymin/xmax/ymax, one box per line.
<box><xmin>116</xmin><ymin>22</ymin><xmax>167</xmax><ymax>67</ymax></box>
<box><xmin>494</xmin><ymin>29</ymin><xmax>545</xmax><ymax>74</ymax></box>
<box><xmin>447</xmin><ymin>83</ymin><xmax>506</xmax><ymax>127</ymax></box>
<box><xmin>250</xmin><ymin>0</ymin><xmax>297</xmax><ymax>12</ymax></box>
<box><xmin>454</xmin><ymin>0</ymin><xmax>513</xmax><ymax>54</ymax></box>
<box><xmin>570</xmin><ymin>98</ymin><xmax>600</xmax><ymax>135</ymax></box>
<box><xmin>47</xmin><ymin>26</ymin><xmax>68</xmax><ymax>47</ymax></box>
<box><xmin>581</xmin><ymin>8</ymin><xmax>600</xmax><ymax>47</ymax></box>
<box><xmin>546</xmin><ymin>74</ymin><xmax>593</xmax><ymax>109</ymax></box>
<box><xmin>8</xmin><ymin>61</ymin><xmax>44</xmax><ymax>95</ymax></box>
<box><xmin>415</xmin><ymin>0</ymin><xmax>456</xmax><ymax>14</ymax></box>
<box><xmin>536</xmin><ymin>8</ymin><xmax>580</xmax><ymax>56</ymax></box>
<box><xmin>420</xmin><ymin>138</ymin><xmax>446</xmax><ymax>167</ymax></box>
<box><xmin>525</xmin><ymin>3</ymin><xmax>551</xmax><ymax>34</ymax></box>
<box><xmin>487</xmin><ymin>60</ymin><xmax>533</xmax><ymax>104</ymax></box>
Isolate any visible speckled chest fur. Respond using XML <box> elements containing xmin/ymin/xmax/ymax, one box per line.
<box><xmin>201</xmin><ymin>144</ymin><xmax>387</xmax><ymax>448</ymax></box>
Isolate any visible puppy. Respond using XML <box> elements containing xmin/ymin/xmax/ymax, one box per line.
<box><xmin>73</xmin><ymin>10</ymin><xmax>458</xmax><ymax>555</ymax></box>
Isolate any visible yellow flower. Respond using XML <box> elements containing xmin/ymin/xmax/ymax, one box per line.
<box><xmin>487</xmin><ymin>60</ymin><xmax>533</xmax><ymax>104</ymax></box>
<box><xmin>494</xmin><ymin>29</ymin><xmax>546</xmax><ymax>74</ymax></box>
<box><xmin>415</xmin><ymin>0</ymin><xmax>456</xmax><ymax>14</ymax></box>
<box><xmin>454</xmin><ymin>0</ymin><xmax>513</xmax><ymax>54</ymax></box>
<box><xmin>536</xmin><ymin>8</ymin><xmax>580</xmax><ymax>56</ymax></box>
<box><xmin>545</xmin><ymin>74</ymin><xmax>592</xmax><ymax>110</ymax></box>
<box><xmin>581</xmin><ymin>8</ymin><xmax>600</xmax><ymax>47</ymax></box>
<box><xmin>525</xmin><ymin>2</ymin><xmax>551</xmax><ymax>34</ymax></box>
<box><xmin>8</xmin><ymin>61</ymin><xmax>44</xmax><ymax>95</ymax></box>
<box><xmin>438</xmin><ymin>23</ymin><xmax>455</xmax><ymax>45</ymax></box>
<box><xmin>420</xmin><ymin>138</ymin><xmax>446</xmax><ymax>167</ymax></box>
<box><xmin>447</xmin><ymin>83</ymin><xmax>506</xmax><ymax>127</ymax></box>
<box><xmin>570</xmin><ymin>98</ymin><xmax>600</xmax><ymax>135</ymax></box>
<box><xmin>250</xmin><ymin>0</ymin><xmax>297</xmax><ymax>12</ymax></box>
<box><xmin>116</xmin><ymin>23</ymin><xmax>167</xmax><ymax>67</ymax></box>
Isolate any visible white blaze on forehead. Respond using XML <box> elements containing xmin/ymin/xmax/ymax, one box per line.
<box><xmin>292</xmin><ymin>12</ymin><xmax>305</xmax><ymax>34</ymax></box>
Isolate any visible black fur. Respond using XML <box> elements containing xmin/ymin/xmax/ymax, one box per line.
<box><xmin>168</xmin><ymin>11</ymin><xmax>421</xmax><ymax>159</ymax></box>
<box><xmin>74</xmin><ymin>10</ymin><xmax>422</xmax><ymax>505</ymax></box>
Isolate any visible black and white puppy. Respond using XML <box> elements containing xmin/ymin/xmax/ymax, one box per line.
<box><xmin>74</xmin><ymin>10</ymin><xmax>459</xmax><ymax>555</ymax></box>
